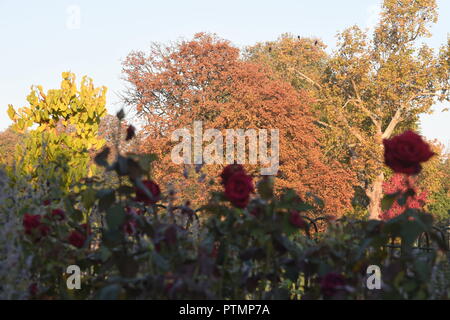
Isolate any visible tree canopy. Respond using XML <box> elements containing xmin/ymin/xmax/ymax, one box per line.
<box><xmin>122</xmin><ymin>33</ymin><xmax>355</xmax><ymax>214</ymax></box>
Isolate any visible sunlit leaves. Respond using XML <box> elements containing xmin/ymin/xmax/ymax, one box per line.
<box><xmin>122</xmin><ymin>33</ymin><xmax>356</xmax><ymax>214</ymax></box>
<box><xmin>8</xmin><ymin>72</ymin><xmax>108</xmax><ymax>189</ymax></box>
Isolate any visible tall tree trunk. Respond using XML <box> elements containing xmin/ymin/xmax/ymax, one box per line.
<box><xmin>367</xmin><ymin>172</ymin><xmax>384</xmax><ymax>220</ymax></box>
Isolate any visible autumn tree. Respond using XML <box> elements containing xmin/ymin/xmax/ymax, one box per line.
<box><xmin>419</xmin><ymin>142</ymin><xmax>450</xmax><ymax>221</ymax></box>
<box><xmin>298</xmin><ymin>0</ymin><xmax>448</xmax><ymax>219</ymax></box>
<box><xmin>245</xmin><ymin>34</ymin><xmax>360</xmax><ymax>198</ymax></box>
<box><xmin>8</xmin><ymin>72</ymin><xmax>108</xmax><ymax>189</ymax></box>
<box><xmin>248</xmin><ymin>1</ymin><xmax>449</xmax><ymax>219</ymax></box>
<box><xmin>122</xmin><ymin>33</ymin><xmax>355</xmax><ymax>214</ymax></box>
<box><xmin>0</xmin><ymin>126</ymin><xmax>25</xmax><ymax>167</ymax></box>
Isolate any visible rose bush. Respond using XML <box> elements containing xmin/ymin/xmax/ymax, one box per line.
<box><xmin>0</xmin><ymin>125</ymin><xmax>449</xmax><ymax>300</ymax></box>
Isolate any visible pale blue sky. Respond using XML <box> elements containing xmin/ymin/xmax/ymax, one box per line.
<box><xmin>0</xmin><ymin>0</ymin><xmax>448</xmax><ymax>146</ymax></box>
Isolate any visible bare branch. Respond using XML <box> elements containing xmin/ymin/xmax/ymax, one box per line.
<box><xmin>382</xmin><ymin>87</ymin><xmax>449</xmax><ymax>139</ymax></box>
<box><xmin>291</xmin><ymin>69</ymin><xmax>323</xmax><ymax>90</ymax></box>
<box><xmin>335</xmin><ymin>105</ymin><xmax>366</xmax><ymax>143</ymax></box>
<box><xmin>382</xmin><ymin>107</ymin><xmax>403</xmax><ymax>139</ymax></box>
<box><xmin>350</xmin><ymin>79</ymin><xmax>380</xmax><ymax>128</ymax></box>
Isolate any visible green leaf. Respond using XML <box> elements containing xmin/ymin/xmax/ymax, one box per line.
<box><xmin>397</xmin><ymin>189</ymin><xmax>415</xmax><ymax>206</ymax></box>
<box><xmin>100</xmin><ymin>246</ymin><xmax>112</xmax><ymax>262</ymax></box>
<box><xmin>381</xmin><ymin>192</ymin><xmax>400</xmax><ymax>212</ymax></box>
<box><xmin>106</xmin><ymin>205</ymin><xmax>125</xmax><ymax>230</ymax></box>
<box><xmin>103</xmin><ymin>229</ymin><xmax>122</xmax><ymax>247</ymax></box>
<box><xmin>97</xmin><ymin>189</ymin><xmax>116</xmax><ymax>212</ymax></box>
<box><xmin>285</xmin><ymin>263</ymin><xmax>300</xmax><ymax>282</ymax></box>
<box><xmin>128</xmin><ymin>153</ymin><xmax>158</xmax><ymax>173</ymax></box>
<box><xmin>282</xmin><ymin>212</ymin><xmax>297</xmax><ymax>236</ymax></box>
<box><xmin>94</xmin><ymin>147</ymin><xmax>110</xmax><ymax>168</ymax></box>
<box><xmin>72</xmin><ymin>209</ymin><xmax>84</xmax><ymax>223</ymax></box>
<box><xmin>116</xmin><ymin>254</ymin><xmax>139</xmax><ymax>278</ymax></box>
<box><xmin>257</xmin><ymin>176</ymin><xmax>274</xmax><ymax>200</ymax></box>
<box><xmin>98</xmin><ymin>284</ymin><xmax>121</xmax><ymax>300</ymax></box>
<box><xmin>81</xmin><ymin>187</ymin><xmax>96</xmax><ymax>209</ymax></box>
<box><xmin>152</xmin><ymin>251</ymin><xmax>170</xmax><ymax>272</ymax></box>
<box><xmin>126</xmin><ymin>157</ymin><xmax>144</xmax><ymax>180</ymax></box>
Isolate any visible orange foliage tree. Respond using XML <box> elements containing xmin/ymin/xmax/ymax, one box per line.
<box><xmin>0</xmin><ymin>126</ymin><xmax>25</xmax><ymax>167</ymax></box>
<box><xmin>122</xmin><ymin>33</ymin><xmax>355</xmax><ymax>215</ymax></box>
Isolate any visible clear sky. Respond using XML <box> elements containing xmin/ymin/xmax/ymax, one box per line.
<box><xmin>0</xmin><ymin>0</ymin><xmax>448</xmax><ymax>146</ymax></box>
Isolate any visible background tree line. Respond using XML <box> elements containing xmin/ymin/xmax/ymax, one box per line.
<box><xmin>1</xmin><ymin>0</ymin><xmax>449</xmax><ymax>221</ymax></box>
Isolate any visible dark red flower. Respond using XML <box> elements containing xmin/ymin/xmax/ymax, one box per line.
<box><xmin>383</xmin><ymin>130</ymin><xmax>434</xmax><ymax>175</ymax></box>
<box><xmin>23</xmin><ymin>213</ymin><xmax>49</xmax><ymax>238</ymax></box>
<box><xmin>23</xmin><ymin>213</ymin><xmax>42</xmax><ymax>234</ymax></box>
<box><xmin>126</xmin><ymin>125</ymin><xmax>136</xmax><ymax>141</ymax></box>
<box><xmin>220</xmin><ymin>164</ymin><xmax>245</xmax><ymax>185</ymax></box>
<box><xmin>224</xmin><ymin>171</ymin><xmax>254</xmax><ymax>208</ymax></box>
<box><xmin>320</xmin><ymin>272</ymin><xmax>346</xmax><ymax>297</ymax></box>
<box><xmin>289</xmin><ymin>210</ymin><xmax>307</xmax><ymax>229</ymax></box>
<box><xmin>29</xmin><ymin>283</ymin><xmax>38</xmax><ymax>297</ymax></box>
<box><xmin>38</xmin><ymin>224</ymin><xmax>50</xmax><ymax>237</ymax></box>
<box><xmin>135</xmin><ymin>180</ymin><xmax>161</xmax><ymax>205</ymax></box>
<box><xmin>42</xmin><ymin>199</ymin><xmax>51</xmax><ymax>206</ymax></box>
<box><xmin>51</xmin><ymin>209</ymin><xmax>65</xmax><ymax>221</ymax></box>
<box><xmin>68</xmin><ymin>230</ymin><xmax>86</xmax><ymax>248</ymax></box>
<box><xmin>123</xmin><ymin>219</ymin><xmax>137</xmax><ymax>235</ymax></box>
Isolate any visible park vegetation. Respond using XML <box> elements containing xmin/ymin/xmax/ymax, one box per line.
<box><xmin>0</xmin><ymin>0</ymin><xmax>449</xmax><ymax>299</ymax></box>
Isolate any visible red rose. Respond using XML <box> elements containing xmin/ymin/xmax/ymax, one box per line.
<box><xmin>42</xmin><ymin>199</ymin><xmax>51</xmax><ymax>206</ymax></box>
<box><xmin>123</xmin><ymin>219</ymin><xmax>137</xmax><ymax>235</ymax></box>
<box><xmin>51</xmin><ymin>209</ymin><xmax>65</xmax><ymax>221</ymax></box>
<box><xmin>68</xmin><ymin>230</ymin><xmax>86</xmax><ymax>248</ymax></box>
<box><xmin>23</xmin><ymin>213</ymin><xmax>49</xmax><ymax>238</ymax></box>
<box><xmin>23</xmin><ymin>213</ymin><xmax>41</xmax><ymax>234</ymax></box>
<box><xmin>135</xmin><ymin>180</ymin><xmax>161</xmax><ymax>205</ymax></box>
<box><xmin>289</xmin><ymin>210</ymin><xmax>307</xmax><ymax>229</ymax></box>
<box><xmin>126</xmin><ymin>125</ymin><xmax>136</xmax><ymax>141</ymax></box>
<box><xmin>38</xmin><ymin>224</ymin><xmax>50</xmax><ymax>237</ymax></box>
<box><xmin>224</xmin><ymin>171</ymin><xmax>254</xmax><ymax>208</ymax></box>
<box><xmin>383</xmin><ymin>130</ymin><xmax>434</xmax><ymax>175</ymax></box>
<box><xmin>320</xmin><ymin>272</ymin><xmax>346</xmax><ymax>297</ymax></box>
<box><xmin>220</xmin><ymin>164</ymin><xmax>245</xmax><ymax>185</ymax></box>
